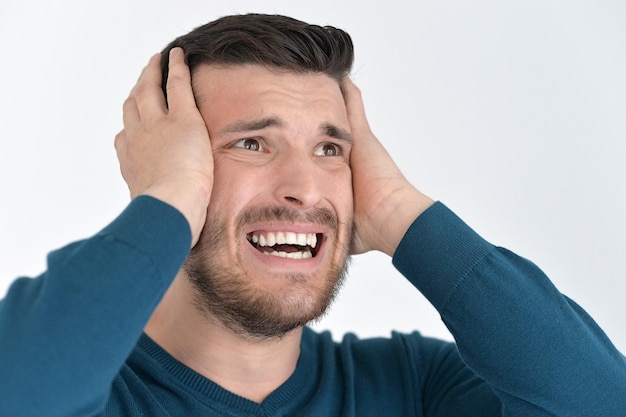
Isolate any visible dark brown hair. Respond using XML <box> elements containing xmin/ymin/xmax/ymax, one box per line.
<box><xmin>159</xmin><ymin>13</ymin><xmax>354</xmax><ymax>94</ymax></box>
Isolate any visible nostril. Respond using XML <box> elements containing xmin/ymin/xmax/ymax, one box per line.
<box><xmin>284</xmin><ymin>196</ymin><xmax>301</xmax><ymax>204</ymax></box>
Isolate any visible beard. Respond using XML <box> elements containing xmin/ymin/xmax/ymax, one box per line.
<box><xmin>183</xmin><ymin>205</ymin><xmax>352</xmax><ymax>340</ymax></box>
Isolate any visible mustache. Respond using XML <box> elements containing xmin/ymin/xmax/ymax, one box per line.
<box><xmin>236</xmin><ymin>206</ymin><xmax>338</xmax><ymax>231</ymax></box>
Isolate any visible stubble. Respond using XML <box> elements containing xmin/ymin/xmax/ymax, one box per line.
<box><xmin>184</xmin><ymin>206</ymin><xmax>352</xmax><ymax>340</ymax></box>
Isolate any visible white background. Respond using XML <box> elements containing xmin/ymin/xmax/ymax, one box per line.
<box><xmin>1</xmin><ymin>1</ymin><xmax>625</xmax><ymax>351</ymax></box>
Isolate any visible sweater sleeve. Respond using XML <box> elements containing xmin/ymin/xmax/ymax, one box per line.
<box><xmin>392</xmin><ymin>202</ymin><xmax>626</xmax><ymax>416</ymax></box>
<box><xmin>0</xmin><ymin>196</ymin><xmax>191</xmax><ymax>417</ymax></box>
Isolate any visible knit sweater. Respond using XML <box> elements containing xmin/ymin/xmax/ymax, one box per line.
<box><xmin>1</xmin><ymin>196</ymin><xmax>624</xmax><ymax>416</ymax></box>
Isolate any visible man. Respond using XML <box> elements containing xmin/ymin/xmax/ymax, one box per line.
<box><xmin>1</xmin><ymin>14</ymin><xmax>625</xmax><ymax>417</ymax></box>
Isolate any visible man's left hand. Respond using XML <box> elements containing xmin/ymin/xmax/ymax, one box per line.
<box><xmin>343</xmin><ymin>78</ymin><xmax>434</xmax><ymax>256</ymax></box>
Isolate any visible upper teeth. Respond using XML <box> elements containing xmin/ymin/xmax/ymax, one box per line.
<box><xmin>249</xmin><ymin>231</ymin><xmax>318</xmax><ymax>248</ymax></box>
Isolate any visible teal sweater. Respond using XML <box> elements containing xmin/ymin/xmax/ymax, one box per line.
<box><xmin>1</xmin><ymin>197</ymin><xmax>625</xmax><ymax>416</ymax></box>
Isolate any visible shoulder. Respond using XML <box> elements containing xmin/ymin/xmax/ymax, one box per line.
<box><xmin>303</xmin><ymin>328</ymin><xmax>460</xmax><ymax>388</ymax></box>
<box><xmin>303</xmin><ymin>328</ymin><xmax>499</xmax><ymax>415</ymax></box>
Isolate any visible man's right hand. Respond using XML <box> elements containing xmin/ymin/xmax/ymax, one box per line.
<box><xmin>115</xmin><ymin>48</ymin><xmax>212</xmax><ymax>246</ymax></box>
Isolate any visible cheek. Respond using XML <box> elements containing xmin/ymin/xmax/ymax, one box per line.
<box><xmin>208</xmin><ymin>158</ymin><xmax>271</xmax><ymax>223</ymax></box>
<box><xmin>324</xmin><ymin>169</ymin><xmax>354</xmax><ymax>218</ymax></box>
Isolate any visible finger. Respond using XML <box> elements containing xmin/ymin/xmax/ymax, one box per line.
<box><xmin>133</xmin><ymin>53</ymin><xmax>167</xmax><ymax>120</ymax></box>
<box><xmin>122</xmin><ymin>94</ymin><xmax>140</xmax><ymax>129</ymax></box>
<box><xmin>341</xmin><ymin>77</ymin><xmax>371</xmax><ymax>133</ymax></box>
<box><xmin>342</xmin><ymin>78</ymin><xmax>394</xmax><ymax>165</ymax></box>
<box><xmin>122</xmin><ymin>57</ymin><xmax>157</xmax><ymax>128</ymax></box>
<box><xmin>165</xmin><ymin>47</ymin><xmax>197</xmax><ymax>115</ymax></box>
<box><xmin>113</xmin><ymin>129</ymin><xmax>127</xmax><ymax>168</ymax></box>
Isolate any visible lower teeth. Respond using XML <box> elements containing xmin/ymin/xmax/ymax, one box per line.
<box><xmin>263</xmin><ymin>250</ymin><xmax>313</xmax><ymax>259</ymax></box>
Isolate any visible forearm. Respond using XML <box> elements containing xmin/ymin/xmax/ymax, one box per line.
<box><xmin>0</xmin><ymin>196</ymin><xmax>190</xmax><ymax>417</ymax></box>
<box><xmin>393</xmin><ymin>202</ymin><xmax>626</xmax><ymax>416</ymax></box>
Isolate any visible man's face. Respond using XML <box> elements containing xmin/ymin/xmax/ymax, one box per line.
<box><xmin>183</xmin><ymin>65</ymin><xmax>354</xmax><ymax>339</ymax></box>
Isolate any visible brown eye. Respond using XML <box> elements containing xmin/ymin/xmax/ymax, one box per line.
<box><xmin>233</xmin><ymin>138</ymin><xmax>263</xmax><ymax>151</ymax></box>
<box><xmin>314</xmin><ymin>143</ymin><xmax>341</xmax><ymax>157</ymax></box>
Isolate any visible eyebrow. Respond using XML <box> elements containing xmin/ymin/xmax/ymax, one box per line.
<box><xmin>220</xmin><ymin>117</ymin><xmax>283</xmax><ymax>135</ymax></box>
<box><xmin>219</xmin><ymin>117</ymin><xmax>353</xmax><ymax>143</ymax></box>
<box><xmin>321</xmin><ymin>122</ymin><xmax>353</xmax><ymax>144</ymax></box>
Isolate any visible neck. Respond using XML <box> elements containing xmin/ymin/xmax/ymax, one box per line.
<box><xmin>145</xmin><ymin>272</ymin><xmax>303</xmax><ymax>403</ymax></box>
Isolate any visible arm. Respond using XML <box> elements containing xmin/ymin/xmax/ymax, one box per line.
<box><xmin>343</xmin><ymin>78</ymin><xmax>626</xmax><ymax>415</ymax></box>
<box><xmin>0</xmin><ymin>48</ymin><xmax>212</xmax><ymax>417</ymax></box>
<box><xmin>394</xmin><ymin>203</ymin><xmax>626</xmax><ymax>415</ymax></box>
<box><xmin>394</xmin><ymin>203</ymin><xmax>626</xmax><ymax>416</ymax></box>
<box><xmin>0</xmin><ymin>197</ymin><xmax>190</xmax><ymax>417</ymax></box>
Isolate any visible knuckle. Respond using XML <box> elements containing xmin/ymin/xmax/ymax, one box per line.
<box><xmin>133</xmin><ymin>82</ymin><xmax>150</xmax><ymax>99</ymax></box>
<box><xmin>165</xmin><ymin>63</ymin><xmax>190</xmax><ymax>89</ymax></box>
<box><xmin>165</xmin><ymin>73</ymin><xmax>185</xmax><ymax>91</ymax></box>
<box><xmin>122</xmin><ymin>95</ymin><xmax>135</xmax><ymax>110</ymax></box>
<box><xmin>114</xmin><ymin>130</ymin><xmax>126</xmax><ymax>150</ymax></box>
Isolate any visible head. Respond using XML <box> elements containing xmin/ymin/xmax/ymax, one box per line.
<box><xmin>161</xmin><ymin>14</ymin><xmax>355</xmax><ymax>340</ymax></box>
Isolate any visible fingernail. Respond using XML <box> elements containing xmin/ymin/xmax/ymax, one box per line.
<box><xmin>170</xmin><ymin>47</ymin><xmax>182</xmax><ymax>58</ymax></box>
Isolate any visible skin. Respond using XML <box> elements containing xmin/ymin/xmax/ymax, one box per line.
<box><xmin>115</xmin><ymin>48</ymin><xmax>434</xmax><ymax>403</ymax></box>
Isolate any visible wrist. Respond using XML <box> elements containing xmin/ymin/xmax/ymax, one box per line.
<box><xmin>141</xmin><ymin>176</ymin><xmax>211</xmax><ymax>246</ymax></box>
<box><xmin>378</xmin><ymin>188</ymin><xmax>434</xmax><ymax>257</ymax></box>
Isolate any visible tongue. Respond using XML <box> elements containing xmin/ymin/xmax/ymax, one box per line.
<box><xmin>259</xmin><ymin>244</ymin><xmax>305</xmax><ymax>254</ymax></box>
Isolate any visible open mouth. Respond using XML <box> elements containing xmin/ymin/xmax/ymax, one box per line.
<box><xmin>246</xmin><ymin>231</ymin><xmax>323</xmax><ymax>260</ymax></box>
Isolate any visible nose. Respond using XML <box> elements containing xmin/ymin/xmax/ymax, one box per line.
<box><xmin>272</xmin><ymin>152</ymin><xmax>323</xmax><ymax>209</ymax></box>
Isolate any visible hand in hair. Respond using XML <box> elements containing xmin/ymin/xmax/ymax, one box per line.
<box><xmin>115</xmin><ymin>47</ymin><xmax>213</xmax><ymax>247</ymax></box>
<box><xmin>342</xmin><ymin>77</ymin><xmax>434</xmax><ymax>256</ymax></box>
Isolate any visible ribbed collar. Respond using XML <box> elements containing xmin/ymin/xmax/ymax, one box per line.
<box><xmin>131</xmin><ymin>329</ymin><xmax>322</xmax><ymax>415</ymax></box>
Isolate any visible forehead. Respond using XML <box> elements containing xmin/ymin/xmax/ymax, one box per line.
<box><xmin>191</xmin><ymin>64</ymin><xmax>348</xmax><ymax>130</ymax></box>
